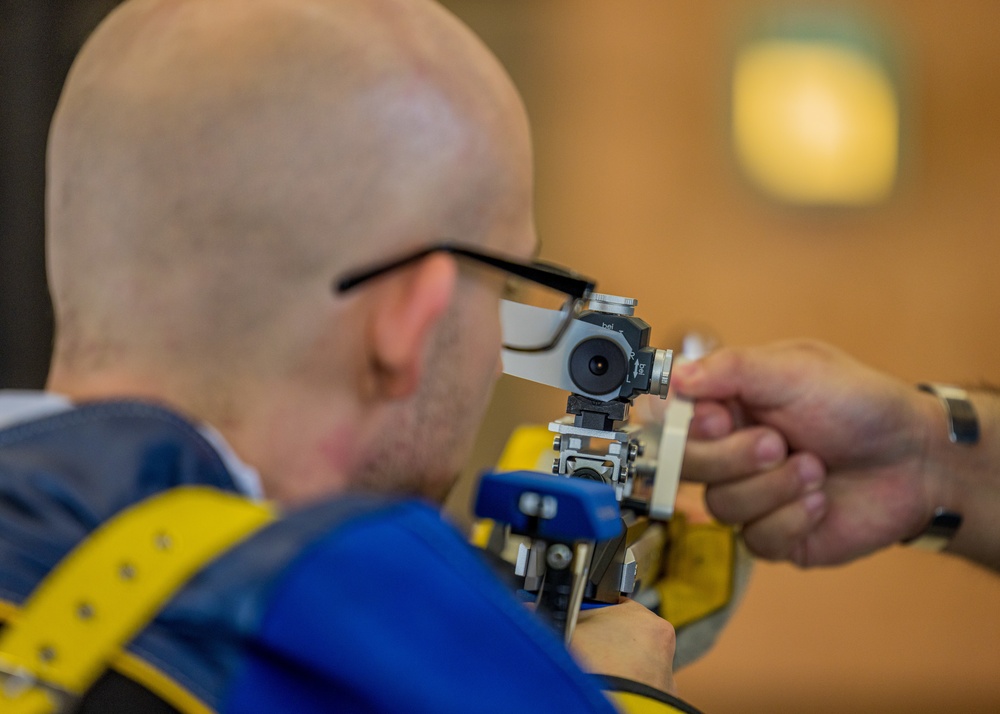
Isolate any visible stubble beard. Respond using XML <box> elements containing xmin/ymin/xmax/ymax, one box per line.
<box><xmin>354</xmin><ymin>303</ymin><xmax>495</xmax><ymax>503</ymax></box>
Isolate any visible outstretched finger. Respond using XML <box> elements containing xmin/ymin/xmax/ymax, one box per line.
<box><xmin>741</xmin><ymin>489</ymin><xmax>829</xmax><ymax>563</ymax></box>
<box><xmin>703</xmin><ymin>452</ymin><xmax>825</xmax><ymax>526</ymax></box>
<box><xmin>688</xmin><ymin>400</ymin><xmax>736</xmax><ymax>440</ymax></box>
<box><xmin>681</xmin><ymin>426</ymin><xmax>788</xmax><ymax>484</ymax></box>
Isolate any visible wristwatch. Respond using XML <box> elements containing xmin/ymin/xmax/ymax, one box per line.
<box><xmin>917</xmin><ymin>383</ymin><xmax>979</xmax><ymax>444</ymax></box>
<box><xmin>903</xmin><ymin>384</ymin><xmax>978</xmax><ymax>551</ymax></box>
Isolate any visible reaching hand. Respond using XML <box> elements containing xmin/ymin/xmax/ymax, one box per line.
<box><xmin>672</xmin><ymin>340</ymin><xmax>950</xmax><ymax>567</ymax></box>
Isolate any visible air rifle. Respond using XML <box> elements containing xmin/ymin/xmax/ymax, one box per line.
<box><xmin>475</xmin><ymin>294</ymin><xmax>694</xmax><ymax>641</ymax></box>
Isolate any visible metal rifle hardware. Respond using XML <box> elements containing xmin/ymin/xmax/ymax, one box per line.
<box><xmin>480</xmin><ymin>293</ymin><xmax>692</xmax><ymax>641</ymax></box>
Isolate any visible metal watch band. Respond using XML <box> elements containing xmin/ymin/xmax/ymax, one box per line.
<box><xmin>903</xmin><ymin>384</ymin><xmax>976</xmax><ymax>551</ymax></box>
<box><xmin>917</xmin><ymin>383</ymin><xmax>980</xmax><ymax>445</ymax></box>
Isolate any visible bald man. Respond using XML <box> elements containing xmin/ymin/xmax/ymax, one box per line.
<box><xmin>0</xmin><ymin>1</ymin><xmax>695</xmax><ymax>712</ymax></box>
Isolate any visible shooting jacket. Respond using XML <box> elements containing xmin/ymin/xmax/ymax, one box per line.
<box><xmin>0</xmin><ymin>400</ymin><xmax>700</xmax><ymax>713</ymax></box>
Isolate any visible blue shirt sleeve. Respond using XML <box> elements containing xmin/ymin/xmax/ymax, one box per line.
<box><xmin>221</xmin><ymin>500</ymin><xmax>618</xmax><ymax>714</ymax></box>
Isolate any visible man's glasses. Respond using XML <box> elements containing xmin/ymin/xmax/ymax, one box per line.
<box><xmin>334</xmin><ymin>242</ymin><xmax>596</xmax><ymax>353</ymax></box>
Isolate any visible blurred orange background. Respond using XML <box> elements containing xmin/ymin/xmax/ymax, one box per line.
<box><xmin>441</xmin><ymin>1</ymin><xmax>1000</xmax><ymax>712</ymax></box>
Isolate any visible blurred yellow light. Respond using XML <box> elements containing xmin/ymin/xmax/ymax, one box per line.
<box><xmin>732</xmin><ymin>39</ymin><xmax>899</xmax><ymax>206</ymax></box>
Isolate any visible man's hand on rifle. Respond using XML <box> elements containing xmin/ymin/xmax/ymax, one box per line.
<box><xmin>570</xmin><ymin>598</ymin><xmax>677</xmax><ymax>695</ymax></box>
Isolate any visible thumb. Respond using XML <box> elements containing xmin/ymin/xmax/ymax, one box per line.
<box><xmin>672</xmin><ymin>345</ymin><xmax>794</xmax><ymax>411</ymax></box>
<box><xmin>671</xmin><ymin>348</ymin><xmax>750</xmax><ymax>401</ymax></box>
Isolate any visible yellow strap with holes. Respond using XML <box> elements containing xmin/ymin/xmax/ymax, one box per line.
<box><xmin>0</xmin><ymin>487</ymin><xmax>276</xmax><ymax>714</ymax></box>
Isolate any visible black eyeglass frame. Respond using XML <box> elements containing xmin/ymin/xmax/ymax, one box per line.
<box><xmin>333</xmin><ymin>242</ymin><xmax>597</xmax><ymax>353</ymax></box>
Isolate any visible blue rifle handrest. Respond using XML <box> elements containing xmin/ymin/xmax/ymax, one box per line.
<box><xmin>475</xmin><ymin>470</ymin><xmax>622</xmax><ymax>542</ymax></box>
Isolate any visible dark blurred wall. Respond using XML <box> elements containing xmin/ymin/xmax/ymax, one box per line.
<box><xmin>0</xmin><ymin>0</ymin><xmax>123</xmax><ymax>388</ymax></box>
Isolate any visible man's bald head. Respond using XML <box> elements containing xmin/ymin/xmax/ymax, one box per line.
<box><xmin>46</xmin><ymin>0</ymin><xmax>533</xmax><ymax>409</ymax></box>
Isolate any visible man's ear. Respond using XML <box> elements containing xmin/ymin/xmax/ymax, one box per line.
<box><xmin>369</xmin><ymin>252</ymin><xmax>457</xmax><ymax>399</ymax></box>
